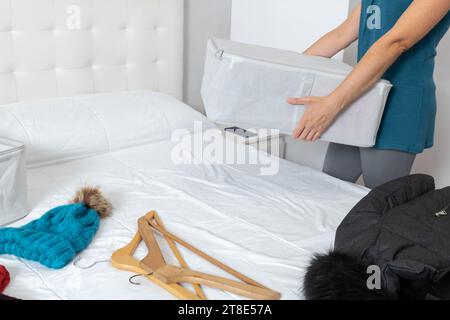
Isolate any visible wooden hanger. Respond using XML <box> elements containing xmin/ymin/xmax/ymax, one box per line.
<box><xmin>111</xmin><ymin>211</ymin><xmax>281</xmax><ymax>300</ymax></box>
<box><xmin>111</xmin><ymin>212</ymin><xmax>204</xmax><ymax>300</ymax></box>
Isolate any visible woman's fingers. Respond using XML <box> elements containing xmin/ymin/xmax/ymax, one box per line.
<box><xmin>293</xmin><ymin>124</ymin><xmax>305</xmax><ymax>139</ymax></box>
<box><xmin>287</xmin><ymin>97</ymin><xmax>311</xmax><ymax>105</ymax></box>
<box><xmin>293</xmin><ymin>116</ymin><xmax>307</xmax><ymax>139</ymax></box>
<box><xmin>290</xmin><ymin>95</ymin><xmax>338</xmax><ymax>141</ymax></box>
<box><xmin>289</xmin><ymin>96</ymin><xmax>312</xmax><ymax>139</ymax></box>
<box><xmin>313</xmin><ymin>132</ymin><xmax>321</xmax><ymax>141</ymax></box>
<box><xmin>306</xmin><ymin>130</ymin><xmax>317</xmax><ymax>141</ymax></box>
<box><xmin>289</xmin><ymin>96</ymin><xmax>330</xmax><ymax>141</ymax></box>
<box><xmin>294</xmin><ymin>127</ymin><xmax>321</xmax><ymax>141</ymax></box>
<box><xmin>299</xmin><ymin>127</ymin><xmax>312</xmax><ymax>140</ymax></box>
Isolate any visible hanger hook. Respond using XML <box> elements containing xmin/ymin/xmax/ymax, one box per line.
<box><xmin>129</xmin><ymin>273</ymin><xmax>154</xmax><ymax>286</ymax></box>
<box><xmin>73</xmin><ymin>256</ymin><xmax>109</xmax><ymax>270</ymax></box>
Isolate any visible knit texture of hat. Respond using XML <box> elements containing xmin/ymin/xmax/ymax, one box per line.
<box><xmin>0</xmin><ymin>265</ymin><xmax>10</xmax><ymax>293</ymax></box>
<box><xmin>0</xmin><ymin>187</ymin><xmax>112</xmax><ymax>269</ymax></box>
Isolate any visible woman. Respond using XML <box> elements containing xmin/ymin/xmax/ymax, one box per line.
<box><xmin>288</xmin><ymin>0</ymin><xmax>450</xmax><ymax>188</ymax></box>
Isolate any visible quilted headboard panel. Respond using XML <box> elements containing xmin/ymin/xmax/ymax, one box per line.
<box><xmin>0</xmin><ymin>0</ymin><xmax>184</xmax><ymax>104</ymax></box>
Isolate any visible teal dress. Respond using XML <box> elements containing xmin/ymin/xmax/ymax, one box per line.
<box><xmin>358</xmin><ymin>0</ymin><xmax>449</xmax><ymax>154</ymax></box>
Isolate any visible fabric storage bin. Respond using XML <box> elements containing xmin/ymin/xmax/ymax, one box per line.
<box><xmin>0</xmin><ymin>138</ymin><xmax>27</xmax><ymax>226</ymax></box>
<box><xmin>201</xmin><ymin>38</ymin><xmax>393</xmax><ymax>147</ymax></box>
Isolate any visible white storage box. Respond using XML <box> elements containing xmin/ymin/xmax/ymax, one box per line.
<box><xmin>0</xmin><ymin>138</ymin><xmax>27</xmax><ymax>226</ymax></box>
<box><xmin>201</xmin><ymin>38</ymin><xmax>392</xmax><ymax>147</ymax></box>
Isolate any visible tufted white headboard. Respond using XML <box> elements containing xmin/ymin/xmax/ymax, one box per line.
<box><xmin>0</xmin><ymin>0</ymin><xmax>184</xmax><ymax>105</ymax></box>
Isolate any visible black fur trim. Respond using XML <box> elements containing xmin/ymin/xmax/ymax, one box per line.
<box><xmin>303</xmin><ymin>251</ymin><xmax>391</xmax><ymax>300</ymax></box>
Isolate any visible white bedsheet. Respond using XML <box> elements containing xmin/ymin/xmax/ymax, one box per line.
<box><xmin>0</xmin><ymin>134</ymin><xmax>368</xmax><ymax>300</ymax></box>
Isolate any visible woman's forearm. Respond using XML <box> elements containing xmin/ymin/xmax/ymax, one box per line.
<box><xmin>304</xmin><ymin>4</ymin><xmax>361</xmax><ymax>58</ymax></box>
<box><xmin>328</xmin><ymin>37</ymin><xmax>407</xmax><ymax>112</ymax></box>
<box><xmin>303</xmin><ymin>29</ymin><xmax>356</xmax><ymax>58</ymax></box>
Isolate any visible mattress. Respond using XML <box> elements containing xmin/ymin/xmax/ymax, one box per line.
<box><xmin>0</xmin><ymin>133</ymin><xmax>368</xmax><ymax>300</ymax></box>
<box><xmin>201</xmin><ymin>38</ymin><xmax>392</xmax><ymax>147</ymax></box>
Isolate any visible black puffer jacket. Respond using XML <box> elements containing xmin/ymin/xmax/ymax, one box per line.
<box><xmin>304</xmin><ymin>174</ymin><xmax>450</xmax><ymax>300</ymax></box>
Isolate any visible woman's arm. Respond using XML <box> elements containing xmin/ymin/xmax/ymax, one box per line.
<box><xmin>289</xmin><ymin>0</ymin><xmax>450</xmax><ymax>141</ymax></box>
<box><xmin>304</xmin><ymin>4</ymin><xmax>361</xmax><ymax>58</ymax></box>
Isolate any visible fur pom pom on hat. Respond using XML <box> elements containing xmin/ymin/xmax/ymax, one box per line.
<box><xmin>71</xmin><ymin>186</ymin><xmax>112</xmax><ymax>219</ymax></box>
<box><xmin>0</xmin><ymin>186</ymin><xmax>112</xmax><ymax>269</ymax></box>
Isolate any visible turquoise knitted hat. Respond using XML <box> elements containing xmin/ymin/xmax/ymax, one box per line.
<box><xmin>0</xmin><ymin>187</ymin><xmax>112</xmax><ymax>269</ymax></box>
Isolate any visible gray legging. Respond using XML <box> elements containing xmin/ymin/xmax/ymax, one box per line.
<box><xmin>323</xmin><ymin>143</ymin><xmax>416</xmax><ymax>189</ymax></box>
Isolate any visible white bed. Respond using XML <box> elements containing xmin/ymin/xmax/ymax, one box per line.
<box><xmin>0</xmin><ymin>0</ymin><xmax>368</xmax><ymax>300</ymax></box>
<box><xmin>0</xmin><ymin>90</ymin><xmax>368</xmax><ymax>300</ymax></box>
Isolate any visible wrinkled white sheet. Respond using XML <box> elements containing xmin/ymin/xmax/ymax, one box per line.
<box><xmin>0</xmin><ymin>135</ymin><xmax>368</xmax><ymax>300</ymax></box>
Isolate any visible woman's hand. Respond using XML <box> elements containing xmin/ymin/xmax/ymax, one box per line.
<box><xmin>287</xmin><ymin>96</ymin><xmax>342</xmax><ymax>141</ymax></box>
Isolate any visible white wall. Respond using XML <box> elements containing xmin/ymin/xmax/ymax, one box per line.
<box><xmin>184</xmin><ymin>0</ymin><xmax>232</xmax><ymax>112</ymax></box>
<box><xmin>231</xmin><ymin>0</ymin><xmax>349</xmax><ymax>60</ymax></box>
<box><xmin>230</xmin><ymin>0</ymin><xmax>450</xmax><ymax>187</ymax></box>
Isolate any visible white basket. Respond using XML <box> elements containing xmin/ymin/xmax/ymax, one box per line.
<box><xmin>0</xmin><ymin>138</ymin><xmax>28</xmax><ymax>226</ymax></box>
<box><xmin>201</xmin><ymin>38</ymin><xmax>392</xmax><ymax>147</ymax></box>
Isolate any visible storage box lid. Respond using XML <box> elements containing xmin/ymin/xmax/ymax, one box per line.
<box><xmin>0</xmin><ymin>137</ymin><xmax>24</xmax><ymax>156</ymax></box>
<box><xmin>210</xmin><ymin>38</ymin><xmax>392</xmax><ymax>86</ymax></box>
